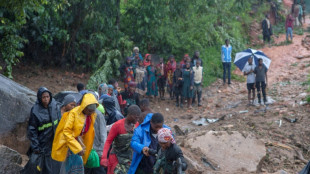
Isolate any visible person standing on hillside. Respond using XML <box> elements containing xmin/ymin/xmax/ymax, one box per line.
<box><xmin>243</xmin><ymin>57</ymin><xmax>256</xmax><ymax>106</ymax></box>
<box><xmin>135</xmin><ymin>60</ymin><xmax>148</xmax><ymax>97</ymax></box>
<box><xmin>24</xmin><ymin>87</ymin><xmax>62</xmax><ymax>174</ymax></box>
<box><xmin>146</xmin><ymin>60</ymin><xmax>158</xmax><ymax>101</ymax></box>
<box><xmin>302</xmin><ymin>2</ymin><xmax>306</xmax><ymax>24</ymax></box>
<box><xmin>298</xmin><ymin>3</ymin><xmax>303</xmax><ymax>26</ymax></box>
<box><xmin>221</xmin><ymin>39</ymin><xmax>232</xmax><ymax>86</ymax></box>
<box><xmin>132</xmin><ymin>47</ymin><xmax>143</xmax><ymax>61</ymax></box>
<box><xmin>166</xmin><ymin>55</ymin><xmax>177</xmax><ymax>100</ymax></box>
<box><xmin>285</xmin><ymin>14</ymin><xmax>294</xmax><ymax>42</ymax></box>
<box><xmin>192</xmin><ymin>60</ymin><xmax>203</xmax><ymax>107</ymax></box>
<box><xmin>143</xmin><ymin>54</ymin><xmax>152</xmax><ymax>67</ymax></box>
<box><xmin>262</xmin><ymin>14</ymin><xmax>273</xmax><ymax>46</ymax></box>
<box><xmin>119</xmin><ymin>57</ymin><xmax>135</xmax><ymax>90</ymax></box>
<box><xmin>156</xmin><ymin>57</ymin><xmax>166</xmax><ymax>100</ymax></box>
<box><xmin>293</xmin><ymin>4</ymin><xmax>300</xmax><ymax>26</ymax></box>
<box><xmin>173</xmin><ymin>63</ymin><xmax>183</xmax><ymax>107</ymax></box>
<box><xmin>191</xmin><ymin>51</ymin><xmax>203</xmax><ymax>67</ymax></box>
<box><xmin>182</xmin><ymin>62</ymin><xmax>194</xmax><ymax>109</ymax></box>
<box><xmin>180</xmin><ymin>54</ymin><xmax>189</xmax><ymax>68</ymax></box>
<box><xmin>254</xmin><ymin>58</ymin><xmax>268</xmax><ymax>105</ymax></box>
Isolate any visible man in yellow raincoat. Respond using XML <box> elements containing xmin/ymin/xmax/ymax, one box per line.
<box><xmin>52</xmin><ymin>93</ymin><xmax>99</xmax><ymax>171</ymax></box>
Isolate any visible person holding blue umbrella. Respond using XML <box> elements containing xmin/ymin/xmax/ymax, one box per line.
<box><xmin>254</xmin><ymin>58</ymin><xmax>268</xmax><ymax>105</ymax></box>
<box><xmin>243</xmin><ymin>56</ymin><xmax>256</xmax><ymax>105</ymax></box>
<box><xmin>221</xmin><ymin>39</ymin><xmax>232</xmax><ymax>86</ymax></box>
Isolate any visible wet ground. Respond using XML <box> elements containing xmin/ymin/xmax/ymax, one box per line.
<box><xmin>12</xmin><ymin>3</ymin><xmax>310</xmax><ymax>174</ymax></box>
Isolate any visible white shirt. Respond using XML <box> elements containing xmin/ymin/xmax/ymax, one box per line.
<box><xmin>243</xmin><ymin>64</ymin><xmax>256</xmax><ymax>83</ymax></box>
<box><xmin>193</xmin><ymin>66</ymin><xmax>203</xmax><ymax>84</ymax></box>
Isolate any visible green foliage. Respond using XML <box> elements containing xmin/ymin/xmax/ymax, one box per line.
<box><xmin>87</xmin><ymin>50</ymin><xmax>122</xmax><ymax>90</ymax></box>
<box><xmin>1</xmin><ymin>0</ymin><xmax>271</xmax><ymax>86</ymax></box>
<box><xmin>294</xmin><ymin>27</ymin><xmax>304</xmax><ymax>35</ymax></box>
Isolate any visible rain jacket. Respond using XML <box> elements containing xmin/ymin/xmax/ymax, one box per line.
<box><xmin>101</xmin><ymin>96</ymin><xmax>124</xmax><ymax>125</ymax></box>
<box><xmin>51</xmin><ymin>93</ymin><xmax>98</xmax><ymax>164</ymax></box>
<box><xmin>28</xmin><ymin>87</ymin><xmax>61</xmax><ymax>154</ymax></box>
<box><xmin>93</xmin><ymin>109</ymin><xmax>107</xmax><ymax>157</ymax></box>
<box><xmin>128</xmin><ymin>113</ymin><xmax>170</xmax><ymax>174</ymax></box>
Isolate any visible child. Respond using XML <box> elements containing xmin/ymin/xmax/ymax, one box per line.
<box><xmin>243</xmin><ymin>56</ymin><xmax>256</xmax><ymax>105</ymax></box>
<box><xmin>173</xmin><ymin>63</ymin><xmax>183</xmax><ymax>107</ymax></box>
<box><xmin>192</xmin><ymin>60</ymin><xmax>203</xmax><ymax>107</ymax></box>
<box><xmin>153</xmin><ymin>128</ymin><xmax>187</xmax><ymax>174</ymax></box>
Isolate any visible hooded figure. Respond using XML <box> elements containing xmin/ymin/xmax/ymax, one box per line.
<box><xmin>101</xmin><ymin>95</ymin><xmax>124</xmax><ymax>125</ymax></box>
<box><xmin>51</xmin><ymin>93</ymin><xmax>99</xmax><ymax>165</ymax></box>
<box><xmin>26</xmin><ymin>87</ymin><xmax>62</xmax><ymax>174</ymax></box>
<box><xmin>99</xmin><ymin>83</ymin><xmax>121</xmax><ymax>112</ymax></box>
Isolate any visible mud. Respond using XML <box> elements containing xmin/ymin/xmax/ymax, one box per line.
<box><xmin>11</xmin><ymin>2</ymin><xmax>310</xmax><ymax>174</ymax></box>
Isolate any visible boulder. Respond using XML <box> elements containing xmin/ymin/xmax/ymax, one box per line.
<box><xmin>186</xmin><ymin>131</ymin><xmax>266</xmax><ymax>173</ymax></box>
<box><xmin>0</xmin><ymin>74</ymin><xmax>36</xmax><ymax>154</ymax></box>
<box><xmin>0</xmin><ymin>145</ymin><xmax>23</xmax><ymax>174</ymax></box>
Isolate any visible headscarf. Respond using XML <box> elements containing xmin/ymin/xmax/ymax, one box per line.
<box><xmin>98</xmin><ymin>83</ymin><xmax>108</xmax><ymax>98</ymax></box>
<box><xmin>133</xmin><ymin>47</ymin><xmax>139</xmax><ymax>51</ymax></box>
<box><xmin>107</xmin><ymin>85</ymin><xmax>114</xmax><ymax>89</ymax></box>
<box><xmin>145</xmin><ymin>54</ymin><xmax>150</xmax><ymax>59</ymax></box>
<box><xmin>158</xmin><ymin>128</ymin><xmax>175</xmax><ymax>144</ymax></box>
<box><xmin>128</xmin><ymin>81</ymin><xmax>137</xmax><ymax>88</ymax></box>
<box><xmin>99</xmin><ymin>94</ymin><xmax>111</xmax><ymax>101</ymax></box>
<box><xmin>62</xmin><ymin>94</ymin><xmax>76</xmax><ymax>107</ymax></box>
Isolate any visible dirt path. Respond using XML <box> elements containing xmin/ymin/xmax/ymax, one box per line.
<box><xmin>11</xmin><ymin>3</ymin><xmax>310</xmax><ymax>174</ymax></box>
<box><xmin>150</xmin><ymin>16</ymin><xmax>310</xmax><ymax>174</ymax></box>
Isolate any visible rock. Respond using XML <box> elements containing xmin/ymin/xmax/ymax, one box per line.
<box><xmin>186</xmin><ymin>131</ymin><xmax>266</xmax><ymax>173</ymax></box>
<box><xmin>0</xmin><ymin>74</ymin><xmax>36</xmax><ymax>154</ymax></box>
<box><xmin>180</xmin><ymin>115</ymin><xmax>193</xmax><ymax>120</ymax></box>
<box><xmin>298</xmin><ymin>93</ymin><xmax>307</xmax><ymax>99</ymax></box>
<box><xmin>192</xmin><ymin>118</ymin><xmax>208</xmax><ymax>126</ymax></box>
<box><xmin>174</xmin><ymin>125</ymin><xmax>185</xmax><ymax>136</ymax></box>
<box><xmin>0</xmin><ymin>145</ymin><xmax>23</xmax><ymax>174</ymax></box>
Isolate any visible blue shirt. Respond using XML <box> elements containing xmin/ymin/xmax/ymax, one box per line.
<box><xmin>221</xmin><ymin>45</ymin><xmax>232</xmax><ymax>62</ymax></box>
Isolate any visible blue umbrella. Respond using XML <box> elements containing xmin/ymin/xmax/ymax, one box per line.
<box><xmin>234</xmin><ymin>48</ymin><xmax>272</xmax><ymax>72</ymax></box>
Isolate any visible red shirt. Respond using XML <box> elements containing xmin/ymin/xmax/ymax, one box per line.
<box><xmin>285</xmin><ymin>15</ymin><xmax>294</xmax><ymax>30</ymax></box>
<box><xmin>80</xmin><ymin>115</ymin><xmax>91</xmax><ymax>136</ymax></box>
<box><xmin>101</xmin><ymin>119</ymin><xmax>139</xmax><ymax>161</ymax></box>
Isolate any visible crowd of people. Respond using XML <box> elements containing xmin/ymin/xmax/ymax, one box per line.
<box><xmin>261</xmin><ymin>0</ymin><xmax>306</xmax><ymax>45</ymax></box>
<box><xmin>22</xmin><ymin>79</ymin><xmax>188</xmax><ymax>174</ymax></box>
<box><xmin>118</xmin><ymin>47</ymin><xmax>205</xmax><ymax>108</ymax></box>
<box><xmin>118</xmin><ymin>44</ymin><xmax>233</xmax><ymax>109</ymax></box>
